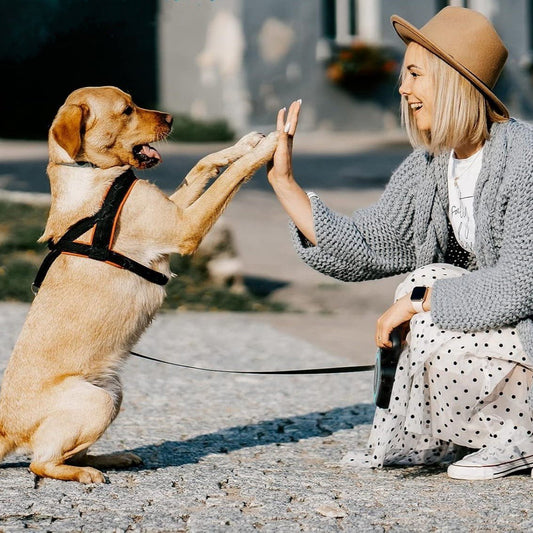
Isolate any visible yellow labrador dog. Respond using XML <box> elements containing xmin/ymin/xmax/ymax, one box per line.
<box><xmin>0</xmin><ymin>86</ymin><xmax>277</xmax><ymax>483</ymax></box>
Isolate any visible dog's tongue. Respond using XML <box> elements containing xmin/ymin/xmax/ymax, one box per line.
<box><xmin>140</xmin><ymin>144</ymin><xmax>161</xmax><ymax>161</ymax></box>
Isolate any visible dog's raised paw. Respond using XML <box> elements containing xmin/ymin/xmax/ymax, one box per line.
<box><xmin>235</xmin><ymin>131</ymin><xmax>265</xmax><ymax>150</ymax></box>
<box><xmin>254</xmin><ymin>131</ymin><xmax>280</xmax><ymax>158</ymax></box>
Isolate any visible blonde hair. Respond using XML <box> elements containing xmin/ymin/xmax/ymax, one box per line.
<box><xmin>401</xmin><ymin>43</ymin><xmax>507</xmax><ymax>154</ymax></box>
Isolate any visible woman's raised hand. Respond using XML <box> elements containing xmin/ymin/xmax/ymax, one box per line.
<box><xmin>267</xmin><ymin>99</ymin><xmax>301</xmax><ymax>186</ymax></box>
<box><xmin>267</xmin><ymin>100</ymin><xmax>317</xmax><ymax>244</ymax></box>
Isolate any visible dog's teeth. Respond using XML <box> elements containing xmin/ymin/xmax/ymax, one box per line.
<box><xmin>133</xmin><ymin>144</ymin><xmax>162</xmax><ymax>167</ymax></box>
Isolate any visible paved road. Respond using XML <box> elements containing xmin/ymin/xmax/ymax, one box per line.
<box><xmin>0</xmin><ymin>140</ymin><xmax>411</xmax><ymax>194</ymax></box>
<box><xmin>1</xmin><ymin>303</ymin><xmax>531</xmax><ymax>532</ymax></box>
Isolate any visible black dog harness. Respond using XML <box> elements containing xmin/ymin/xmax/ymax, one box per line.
<box><xmin>32</xmin><ymin>169</ymin><xmax>169</xmax><ymax>293</ymax></box>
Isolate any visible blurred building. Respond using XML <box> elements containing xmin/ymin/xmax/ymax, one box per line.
<box><xmin>2</xmin><ymin>0</ymin><xmax>533</xmax><ymax>139</ymax></box>
<box><xmin>159</xmin><ymin>0</ymin><xmax>533</xmax><ymax>135</ymax></box>
<box><xmin>1</xmin><ymin>0</ymin><xmax>159</xmax><ymax>139</ymax></box>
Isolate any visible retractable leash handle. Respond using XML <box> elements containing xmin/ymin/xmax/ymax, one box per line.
<box><xmin>373</xmin><ymin>326</ymin><xmax>404</xmax><ymax>409</ymax></box>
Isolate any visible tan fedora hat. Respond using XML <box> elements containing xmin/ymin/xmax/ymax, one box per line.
<box><xmin>391</xmin><ymin>6</ymin><xmax>509</xmax><ymax>118</ymax></box>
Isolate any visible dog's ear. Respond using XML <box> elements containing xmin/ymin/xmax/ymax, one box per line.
<box><xmin>50</xmin><ymin>104</ymin><xmax>88</xmax><ymax>160</ymax></box>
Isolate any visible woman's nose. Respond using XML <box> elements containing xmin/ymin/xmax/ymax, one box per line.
<box><xmin>399</xmin><ymin>77</ymin><xmax>411</xmax><ymax>97</ymax></box>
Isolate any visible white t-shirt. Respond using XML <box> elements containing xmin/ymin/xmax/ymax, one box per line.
<box><xmin>447</xmin><ymin>147</ymin><xmax>484</xmax><ymax>253</ymax></box>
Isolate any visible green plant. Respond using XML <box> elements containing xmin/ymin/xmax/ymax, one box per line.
<box><xmin>0</xmin><ymin>200</ymin><xmax>285</xmax><ymax>311</ymax></box>
<box><xmin>0</xmin><ymin>258</ymin><xmax>39</xmax><ymax>302</ymax></box>
<box><xmin>0</xmin><ymin>200</ymin><xmax>49</xmax><ymax>301</ymax></box>
<box><xmin>163</xmin><ymin>254</ymin><xmax>286</xmax><ymax>312</ymax></box>
<box><xmin>169</xmin><ymin>114</ymin><xmax>235</xmax><ymax>143</ymax></box>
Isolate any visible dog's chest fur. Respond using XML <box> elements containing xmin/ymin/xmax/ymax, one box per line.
<box><xmin>43</xmin><ymin>165</ymin><xmax>125</xmax><ymax>243</ymax></box>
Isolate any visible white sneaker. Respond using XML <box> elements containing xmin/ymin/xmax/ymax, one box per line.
<box><xmin>447</xmin><ymin>446</ymin><xmax>533</xmax><ymax>480</ymax></box>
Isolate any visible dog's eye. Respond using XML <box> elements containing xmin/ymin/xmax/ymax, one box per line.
<box><xmin>123</xmin><ymin>106</ymin><xmax>133</xmax><ymax>116</ymax></box>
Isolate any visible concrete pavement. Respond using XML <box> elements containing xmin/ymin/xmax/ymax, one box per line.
<box><xmin>1</xmin><ymin>303</ymin><xmax>532</xmax><ymax>532</ymax></box>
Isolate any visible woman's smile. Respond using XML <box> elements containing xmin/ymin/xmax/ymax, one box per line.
<box><xmin>399</xmin><ymin>43</ymin><xmax>434</xmax><ymax>132</ymax></box>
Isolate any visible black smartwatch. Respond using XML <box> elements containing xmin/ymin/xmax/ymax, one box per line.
<box><xmin>410</xmin><ymin>286</ymin><xmax>428</xmax><ymax>313</ymax></box>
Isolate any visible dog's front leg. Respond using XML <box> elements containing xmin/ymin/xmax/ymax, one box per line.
<box><xmin>176</xmin><ymin>132</ymin><xmax>278</xmax><ymax>254</ymax></box>
<box><xmin>170</xmin><ymin>132</ymin><xmax>265</xmax><ymax>209</ymax></box>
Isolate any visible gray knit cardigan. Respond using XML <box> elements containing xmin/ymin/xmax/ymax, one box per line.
<box><xmin>291</xmin><ymin>118</ymin><xmax>533</xmax><ymax>364</ymax></box>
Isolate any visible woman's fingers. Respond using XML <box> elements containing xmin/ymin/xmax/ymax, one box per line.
<box><xmin>276</xmin><ymin>107</ymin><xmax>286</xmax><ymax>131</ymax></box>
<box><xmin>376</xmin><ymin>296</ymin><xmax>415</xmax><ymax>348</ymax></box>
<box><xmin>284</xmin><ymin>99</ymin><xmax>302</xmax><ymax>136</ymax></box>
<box><xmin>276</xmin><ymin>100</ymin><xmax>302</xmax><ymax>135</ymax></box>
<box><xmin>268</xmin><ymin>99</ymin><xmax>302</xmax><ymax>183</ymax></box>
<box><xmin>376</xmin><ymin>321</ymin><xmax>393</xmax><ymax>349</ymax></box>
<box><xmin>376</xmin><ymin>309</ymin><xmax>393</xmax><ymax>347</ymax></box>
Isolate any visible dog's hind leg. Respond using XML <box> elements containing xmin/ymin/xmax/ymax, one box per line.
<box><xmin>170</xmin><ymin>132</ymin><xmax>266</xmax><ymax>208</ymax></box>
<box><xmin>0</xmin><ymin>428</ymin><xmax>16</xmax><ymax>461</ymax></box>
<box><xmin>29</xmin><ymin>381</ymin><xmax>117</xmax><ymax>483</ymax></box>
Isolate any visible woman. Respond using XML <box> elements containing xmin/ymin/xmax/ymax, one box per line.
<box><xmin>267</xmin><ymin>6</ymin><xmax>533</xmax><ymax>480</ymax></box>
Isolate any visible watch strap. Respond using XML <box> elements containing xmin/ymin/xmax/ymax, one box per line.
<box><xmin>411</xmin><ymin>299</ymin><xmax>425</xmax><ymax>313</ymax></box>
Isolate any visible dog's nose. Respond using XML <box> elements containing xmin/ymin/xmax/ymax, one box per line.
<box><xmin>164</xmin><ymin>114</ymin><xmax>173</xmax><ymax>126</ymax></box>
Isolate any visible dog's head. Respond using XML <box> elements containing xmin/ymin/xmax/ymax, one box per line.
<box><xmin>49</xmin><ymin>86</ymin><xmax>173</xmax><ymax>169</ymax></box>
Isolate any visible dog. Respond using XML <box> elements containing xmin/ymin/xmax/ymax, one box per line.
<box><xmin>0</xmin><ymin>86</ymin><xmax>278</xmax><ymax>483</ymax></box>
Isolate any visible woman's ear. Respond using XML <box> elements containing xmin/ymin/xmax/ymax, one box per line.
<box><xmin>50</xmin><ymin>104</ymin><xmax>88</xmax><ymax>160</ymax></box>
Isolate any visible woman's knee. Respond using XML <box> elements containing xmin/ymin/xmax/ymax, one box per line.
<box><xmin>395</xmin><ymin>263</ymin><xmax>468</xmax><ymax>301</ymax></box>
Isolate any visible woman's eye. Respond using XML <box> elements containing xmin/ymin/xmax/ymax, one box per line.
<box><xmin>123</xmin><ymin>106</ymin><xmax>133</xmax><ymax>116</ymax></box>
<box><xmin>410</xmin><ymin>72</ymin><xmax>419</xmax><ymax>78</ymax></box>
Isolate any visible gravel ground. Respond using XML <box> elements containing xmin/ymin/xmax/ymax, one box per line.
<box><xmin>0</xmin><ymin>302</ymin><xmax>531</xmax><ymax>532</ymax></box>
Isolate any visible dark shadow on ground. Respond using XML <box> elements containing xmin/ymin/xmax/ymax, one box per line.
<box><xmin>386</xmin><ymin>464</ymin><xmax>448</xmax><ymax>478</ymax></box>
<box><xmin>244</xmin><ymin>276</ymin><xmax>289</xmax><ymax>297</ymax></box>
<box><xmin>0</xmin><ymin>406</ymin><xmax>374</xmax><ymax>472</ymax></box>
<box><xmin>0</xmin><ymin>460</ymin><xmax>31</xmax><ymax>469</ymax></box>
<box><xmin>130</xmin><ymin>403</ymin><xmax>375</xmax><ymax>470</ymax></box>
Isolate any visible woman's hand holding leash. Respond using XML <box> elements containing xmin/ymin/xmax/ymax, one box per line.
<box><xmin>376</xmin><ymin>289</ymin><xmax>431</xmax><ymax>348</ymax></box>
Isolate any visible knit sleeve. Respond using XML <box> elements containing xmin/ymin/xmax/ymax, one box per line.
<box><xmin>289</xmin><ymin>149</ymin><xmax>424</xmax><ymax>281</ymax></box>
<box><xmin>432</xmin><ymin>122</ymin><xmax>533</xmax><ymax>329</ymax></box>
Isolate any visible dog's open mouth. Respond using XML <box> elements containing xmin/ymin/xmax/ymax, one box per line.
<box><xmin>133</xmin><ymin>144</ymin><xmax>162</xmax><ymax>168</ymax></box>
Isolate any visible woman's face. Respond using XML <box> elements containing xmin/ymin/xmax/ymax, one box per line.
<box><xmin>399</xmin><ymin>44</ymin><xmax>434</xmax><ymax>132</ymax></box>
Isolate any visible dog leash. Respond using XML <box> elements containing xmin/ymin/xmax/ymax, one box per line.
<box><xmin>129</xmin><ymin>350</ymin><xmax>375</xmax><ymax>375</ymax></box>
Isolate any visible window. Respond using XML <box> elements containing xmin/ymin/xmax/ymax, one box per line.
<box><xmin>440</xmin><ymin>1</ymin><xmax>482</xmax><ymax>8</ymax></box>
<box><xmin>321</xmin><ymin>0</ymin><xmax>380</xmax><ymax>45</ymax></box>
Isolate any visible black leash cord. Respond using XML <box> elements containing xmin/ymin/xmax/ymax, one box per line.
<box><xmin>129</xmin><ymin>351</ymin><xmax>375</xmax><ymax>375</ymax></box>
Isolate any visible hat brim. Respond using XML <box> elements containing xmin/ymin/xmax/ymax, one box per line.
<box><xmin>391</xmin><ymin>14</ymin><xmax>509</xmax><ymax>118</ymax></box>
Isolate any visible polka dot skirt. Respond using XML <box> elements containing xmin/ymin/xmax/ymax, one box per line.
<box><xmin>365</xmin><ymin>263</ymin><xmax>533</xmax><ymax>467</ymax></box>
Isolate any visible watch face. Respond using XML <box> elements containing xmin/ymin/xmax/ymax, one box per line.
<box><xmin>411</xmin><ymin>286</ymin><xmax>427</xmax><ymax>301</ymax></box>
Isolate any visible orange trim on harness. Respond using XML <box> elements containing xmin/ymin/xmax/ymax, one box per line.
<box><xmin>32</xmin><ymin>170</ymin><xmax>169</xmax><ymax>292</ymax></box>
